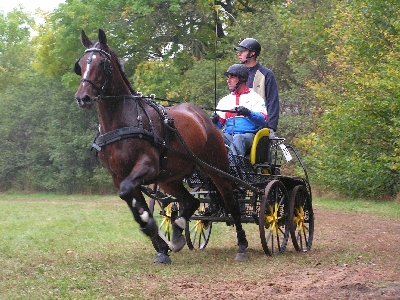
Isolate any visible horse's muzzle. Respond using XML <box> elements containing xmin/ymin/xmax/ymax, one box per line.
<box><xmin>75</xmin><ymin>94</ymin><xmax>94</xmax><ymax>109</ymax></box>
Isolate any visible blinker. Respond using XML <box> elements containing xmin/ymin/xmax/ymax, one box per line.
<box><xmin>74</xmin><ymin>59</ymin><xmax>81</xmax><ymax>76</ymax></box>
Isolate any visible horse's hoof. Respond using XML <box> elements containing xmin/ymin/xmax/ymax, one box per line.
<box><xmin>235</xmin><ymin>252</ymin><xmax>249</xmax><ymax>262</ymax></box>
<box><xmin>153</xmin><ymin>252</ymin><xmax>171</xmax><ymax>265</ymax></box>
<box><xmin>172</xmin><ymin>236</ymin><xmax>186</xmax><ymax>253</ymax></box>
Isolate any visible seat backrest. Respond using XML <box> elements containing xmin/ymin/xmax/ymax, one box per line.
<box><xmin>249</xmin><ymin>128</ymin><xmax>271</xmax><ymax>165</ymax></box>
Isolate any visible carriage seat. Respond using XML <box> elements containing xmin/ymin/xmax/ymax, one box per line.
<box><xmin>249</xmin><ymin>128</ymin><xmax>271</xmax><ymax>165</ymax></box>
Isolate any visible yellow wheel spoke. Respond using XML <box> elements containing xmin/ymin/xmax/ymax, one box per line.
<box><xmin>159</xmin><ymin>217</ymin><xmax>169</xmax><ymax>228</ymax></box>
<box><xmin>195</xmin><ymin>220</ymin><xmax>203</xmax><ymax>233</ymax></box>
<box><xmin>165</xmin><ymin>203</ymin><xmax>172</xmax><ymax>217</ymax></box>
<box><xmin>265</xmin><ymin>203</ymin><xmax>280</xmax><ymax>235</ymax></box>
<box><xmin>293</xmin><ymin>206</ymin><xmax>305</xmax><ymax>232</ymax></box>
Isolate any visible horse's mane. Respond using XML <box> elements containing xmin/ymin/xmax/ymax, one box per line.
<box><xmin>108</xmin><ymin>48</ymin><xmax>137</xmax><ymax>95</ymax></box>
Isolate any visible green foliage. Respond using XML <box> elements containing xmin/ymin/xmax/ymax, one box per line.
<box><xmin>179</xmin><ymin>58</ymin><xmax>231</xmax><ymax>110</ymax></box>
<box><xmin>132</xmin><ymin>58</ymin><xmax>186</xmax><ymax>101</ymax></box>
<box><xmin>0</xmin><ymin>70</ymin><xmax>114</xmax><ymax>193</ymax></box>
<box><xmin>0</xmin><ymin>9</ymin><xmax>34</xmax><ymax>92</ymax></box>
<box><xmin>276</xmin><ymin>0</ymin><xmax>335</xmax><ymax>140</ymax></box>
<box><xmin>298</xmin><ymin>0</ymin><xmax>400</xmax><ymax>198</ymax></box>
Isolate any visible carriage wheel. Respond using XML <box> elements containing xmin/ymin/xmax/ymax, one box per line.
<box><xmin>148</xmin><ymin>186</ymin><xmax>179</xmax><ymax>252</ymax></box>
<box><xmin>185</xmin><ymin>202</ymin><xmax>212</xmax><ymax>250</ymax></box>
<box><xmin>259</xmin><ymin>180</ymin><xmax>290</xmax><ymax>256</ymax></box>
<box><xmin>289</xmin><ymin>185</ymin><xmax>314</xmax><ymax>252</ymax></box>
<box><xmin>148</xmin><ymin>185</ymin><xmax>178</xmax><ymax>241</ymax></box>
<box><xmin>158</xmin><ymin>202</ymin><xmax>180</xmax><ymax>241</ymax></box>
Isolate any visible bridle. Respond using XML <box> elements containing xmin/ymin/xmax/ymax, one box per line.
<box><xmin>74</xmin><ymin>42</ymin><xmax>113</xmax><ymax>95</ymax></box>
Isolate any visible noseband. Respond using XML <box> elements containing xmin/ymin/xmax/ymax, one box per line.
<box><xmin>74</xmin><ymin>42</ymin><xmax>113</xmax><ymax>95</ymax></box>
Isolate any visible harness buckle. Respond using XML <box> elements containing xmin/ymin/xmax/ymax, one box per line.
<box><xmin>91</xmin><ymin>142</ymin><xmax>102</xmax><ymax>152</ymax></box>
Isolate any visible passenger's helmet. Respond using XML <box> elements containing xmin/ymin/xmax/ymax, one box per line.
<box><xmin>234</xmin><ymin>38</ymin><xmax>261</xmax><ymax>56</ymax></box>
<box><xmin>224</xmin><ymin>64</ymin><xmax>249</xmax><ymax>81</ymax></box>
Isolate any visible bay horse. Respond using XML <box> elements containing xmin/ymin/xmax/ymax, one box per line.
<box><xmin>74</xmin><ymin>29</ymin><xmax>248</xmax><ymax>264</ymax></box>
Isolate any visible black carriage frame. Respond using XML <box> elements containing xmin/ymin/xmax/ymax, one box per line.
<box><xmin>144</xmin><ymin>134</ymin><xmax>315</xmax><ymax>257</ymax></box>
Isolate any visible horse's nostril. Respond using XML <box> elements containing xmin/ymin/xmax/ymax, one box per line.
<box><xmin>75</xmin><ymin>94</ymin><xmax>93</xmax><ymax>109</ymax></box>
<box><xmin>75</xmin><ymin>95</ymin><xmax>91</xmax><ymax>103</ymax></box>
<box><xmin>82</xmin><ymin>95</ymin><xmax>92</xmax><ymax>103</ymax></box>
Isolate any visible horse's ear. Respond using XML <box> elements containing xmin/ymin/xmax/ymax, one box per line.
<box><xmin>81</xmin><ymin>30</ymin><xmax>92</xmax><ymax>48</ymax></box>
<box><xmin>98</xmin><ymin>29</ymin><xmax>107</xmax><ymax>46</ymax></box>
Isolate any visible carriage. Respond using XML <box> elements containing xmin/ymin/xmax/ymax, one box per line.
<box><xmin>74</xmin><ymin>29</ymin><xmax>314</xmax><ymax>263</ymax></box>
<box><xmin>145</xmin><ymin>127</ymin><xmax>314</xmax><ymax>256</ymax></box>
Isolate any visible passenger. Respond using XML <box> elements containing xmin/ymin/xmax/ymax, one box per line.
<box><xmin>210</xmin><ymin>64</ymin><xmax>267</xmax><ymax>156</ymax></box>
<box><xmin>235</xmin><ymin>38</ymin><xmax>280</xmax><ymax>139</ymax></box>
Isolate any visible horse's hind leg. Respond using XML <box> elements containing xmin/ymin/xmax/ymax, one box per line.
<box><xmin>158</xmin><ymin>181</ymin><xmax>200</xmax><ymax>253</ymax></box>
<box><xmin>207</xmin><ymin>173</ymin><xmax>249</xmax><ymax>262</ymax></box>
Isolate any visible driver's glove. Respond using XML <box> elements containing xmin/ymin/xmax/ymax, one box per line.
<box><xmin>210</xmin><ymin>112</ymin><xmax>219</xmax><ymax>125</ymax></box>
<box><xmin>235</xmin><ymin>106</ymin><xmax>251</xmax><ymax>117</ymax></box>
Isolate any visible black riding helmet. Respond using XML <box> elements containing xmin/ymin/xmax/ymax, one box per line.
<box><xmin>234</xmin><ymin>38</ymin><xmax>261</xmax><ymax>57</ymax></box>
<box><xmin>224</xmin><ymin>64</ymin><xmax>249</xmax><ymax>82</ymax></box>
<box><xmin>224</xmin><ymin>64</ymin><xmax>249</xmax><ymax>92</ymax></box>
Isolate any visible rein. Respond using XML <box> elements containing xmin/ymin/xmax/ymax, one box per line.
<box><xmin>162</xmin><ymin>121</ymin><xmax>258</xmax><ymax>192</ymax></box>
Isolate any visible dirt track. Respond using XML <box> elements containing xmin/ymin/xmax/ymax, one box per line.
<box><xmin>164</xmin><ymin>208</ymin><xmax>400</xmax><ymax>299</ymax></box>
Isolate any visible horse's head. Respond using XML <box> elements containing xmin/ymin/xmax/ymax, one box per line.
<box><xmin>74</xmin><ymin>29</ymin><xmax>113</xmax><ymax>109</ymax></box>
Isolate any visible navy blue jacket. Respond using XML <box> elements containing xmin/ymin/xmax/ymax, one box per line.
<box><xmin>246</xmin><ymin>62</ymin><xmax>280</xmax><ymax>131</ymax></box>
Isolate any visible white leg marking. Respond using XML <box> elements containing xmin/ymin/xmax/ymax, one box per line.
<box><xmin>140</xmin><ymin>211</ymin><xmax>149</xmax><ymax>222</ymax></box>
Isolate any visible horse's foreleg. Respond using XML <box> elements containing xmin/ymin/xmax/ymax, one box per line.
<box><xmin>123</xmin><ymin>188</ymin><xmax>172</xmax><ymax>264</ymax></box>
<box><xmin>159</xmin><ymin>182</ymin><xmax>200</xmax><ymax>253</ymax></box>
<box><xmin>118</xmin><ymin>163</ymin><xmax>159</xmax><ymax>231</ymax></box>
<box><xmin>119</xmin><ymin>172</ymin><xmax>173</xmax><ymax>264</ymax></box>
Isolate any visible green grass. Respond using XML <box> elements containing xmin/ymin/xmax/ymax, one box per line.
<box><xmin>0</xmin><ymin>193</ymin><xmax>399</xmax><ymax>299</ymax></box>
<box><xmin>313</xmin><ymin>196</ymin><xmax>400</xmax><ymax>219</ymax></box>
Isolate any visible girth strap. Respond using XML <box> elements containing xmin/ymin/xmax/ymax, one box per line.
<box><xmin>92</xmin><ymin>126</ymin><xmax>165</xmax><ymax>151</ymax></box>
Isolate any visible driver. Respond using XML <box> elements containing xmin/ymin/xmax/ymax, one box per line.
<box><xmin>211</xmin><ymin>64</ymin><xmax>267</xmax><ymax>156</ymax></box>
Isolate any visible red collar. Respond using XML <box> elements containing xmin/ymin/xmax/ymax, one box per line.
<box><xmin>232</xmin><ymin>86</ymin><xmax>250</xmax><ymax>96</ymax></box>
<box><xmin>232</xmin><ymin>87</ymin><xmax>250</xmax><ymax>105</ymax></box>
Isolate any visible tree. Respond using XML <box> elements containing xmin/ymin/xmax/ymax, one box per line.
<box><xmin>0</xmin><ymin>7</ymin><xmax>116</xmax><ymax>193</ymax></box>
<box><xmin>275</xmin><ymin>0</ymin><xmax>336</xmax><ymax>140</ymax></box>
<box><xmin>298</xmin><ymin>0</ymin><xmax>400</xmax><ymax>198</ymax></box>
<box><xmin>0</xmin><ymin>9</ymin><xmax>34</xmax><ymax>92</ymax></box>
<box><xmin>2</xmin><ymin>0</ymin><xmax>397</xmax><ymax>199</ymax></box>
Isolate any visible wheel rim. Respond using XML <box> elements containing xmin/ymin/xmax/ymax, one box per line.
<box><xmin>290</xmin><ymin>185</ymin><xmax>314</xmax><ymax>252</ymax></box>
<box><xmin>259</xmin><ymin>180</ymin><xmax>290</xmax><ymax>256</ymax></box>
<box><xmin>186</xmin><ymin>219</ymin><xmax>212</xmax><ymax>250</ymax></box>
<box><xmin>185</xmin><ymin>202</ymin><xmax>212</xmax><ymax>250</ymax></box>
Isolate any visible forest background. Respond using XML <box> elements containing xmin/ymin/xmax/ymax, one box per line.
<box><xmin>0</xmin><ymin>0</ymin><xmax>398</xmax><ymax>200</ymax></box>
